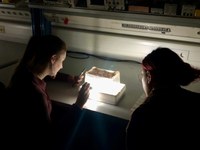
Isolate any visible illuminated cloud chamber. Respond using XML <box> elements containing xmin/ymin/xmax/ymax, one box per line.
<box><xmin>85</xmin><ymin>66</ymin><xmax>126</xmax><ymax>105</ymax></box>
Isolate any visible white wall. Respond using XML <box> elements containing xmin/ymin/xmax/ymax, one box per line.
<box><xmin>0</xmin><ymin>40</ymin><xmax>26</xmax><ymax>86</ymax></box>
<box><xmin>0</xmin><ymin>21</ymin><xmax>32</xmax><ymax>44</ymax></box>
<box><xmin>52</xmin><ymin>27</ymin><xmax>200</xmax><ymax>68</ymax></box>
<box><xmin>0</xmin><ymin>21</ymin><xmax>31</xmax><ymax>86</ymax></box>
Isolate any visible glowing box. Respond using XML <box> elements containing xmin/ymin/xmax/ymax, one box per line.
<box><xmin>85</xmin><ymin>67</ymin><xmax>125</xmax><ymax>105</ymax></box>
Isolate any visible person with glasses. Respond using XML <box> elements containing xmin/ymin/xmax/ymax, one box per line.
<box><xmin>126</xmin><ymin>47</ymin><xmax>200</xmax><ymax>150</ymax></box>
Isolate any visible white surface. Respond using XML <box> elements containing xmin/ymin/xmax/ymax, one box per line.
<box><xmin>89</xmin><ymin>82</ymin><xmax>126</xmax><ymax>105</ymax></box>
<box><xmin>47</xmin><ymin>80</ymin><xmax>131</xmax><ymax>120</ymax></box>
<box><xmin>0</xmin><ymin>21</ymin><xmax>32</xmax><ymax>44</ymax></box>
<box><xmin>47</xmin><ymin>56</ymin><xmax>200</xmax><ymax>120</ymax></box>
<box><xmin>47</xmin><ymin>57</ymin><xmax>144</xmax><ymax>120</ymax></box>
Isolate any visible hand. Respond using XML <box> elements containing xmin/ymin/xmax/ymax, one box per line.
<box><xmin>72</xmin><ymin>74</ymin><xmax>84</xmax><ymax>86</ymax></box>
<box><xmin>74</xmin><ymin>82</ymin><xmax>90</xmax><ymax>109</ymax></box>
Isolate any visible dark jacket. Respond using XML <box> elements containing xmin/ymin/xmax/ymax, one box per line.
<box><xmin>126</xmin><ymin>86</ymin><xmax>200</xmax><ymax>150</ymax></box>
<box><xmin>5</xmin><ymin>66</ymin><xmax>82</xmax><ymax>150</ymax></box>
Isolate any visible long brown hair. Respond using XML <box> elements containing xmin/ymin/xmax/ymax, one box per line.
<box><xmin>21</xmin><ymin>35</ymin><xmax>66</xmax><ymax>74</ymax></box>
<box><xmin>9</xmin><ymin>35</ymin><xmax>66</xmax><ymax>85</ymax></box>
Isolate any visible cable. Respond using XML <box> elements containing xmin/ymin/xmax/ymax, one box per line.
<box><xmin>67</xmin><ymin>51</ymin><xmax>90</xmax><ymax>59</ymax></box>
<box><xmin>67</xmin><ymin>50</ymin><xmax>141</xmax><ymax>64</ymax></box>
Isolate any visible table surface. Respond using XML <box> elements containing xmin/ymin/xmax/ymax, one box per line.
<box><xmin>47</xmin><ymin>55</ymin><xmax>200</xmax><ymax>120</ymax></box>
<box><xmin>47</xmin><ymin>55</ymin><xmax>144</xmax><ymax>120</ymax></box>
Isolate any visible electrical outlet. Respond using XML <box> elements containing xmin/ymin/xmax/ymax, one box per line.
<box><xmin>174</xmin><ymin>49</ymin><xmax>189</xmax><ymax>61</ymax></box>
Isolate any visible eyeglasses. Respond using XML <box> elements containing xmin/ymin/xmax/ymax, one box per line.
<box><xmin>138</xmin><ymin>70</ymin><xmax>149</xmax><ymax>82</ymax></box>
<box><xmin>138</xmin><ymin>70</ymin><xmax>145</xmax><ymax>81</ymax></box>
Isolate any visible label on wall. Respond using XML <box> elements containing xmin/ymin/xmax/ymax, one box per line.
<box><xmin>0</xmin><ymin>25</ymin><xmax>5</xmax><ymax>33</ymax></box>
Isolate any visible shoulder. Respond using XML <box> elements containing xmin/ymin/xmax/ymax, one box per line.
<box><xmin>180</xmin><ymin>87</ymin><xmax>200</xmax><ymax>98</ymax></box>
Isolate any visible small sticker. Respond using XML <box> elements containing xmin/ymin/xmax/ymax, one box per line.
<box><xmin>0</xmin><ymin>25</ymin><xmax>5</xmax><ymax>33</ymax></box>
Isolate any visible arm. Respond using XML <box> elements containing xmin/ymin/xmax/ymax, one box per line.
<box><xmin>45</xmin><ymin>72</ymin><xmax>84</xmax><ymax>86</ymax></box>
<box><xmin>74</xmin><ymin>82</ymin><xmax>90</xmax><ymax>108</ymax></box>
<box><xmin>51</xmin><ymin>82</ymin><xmax>90</xmax><ymax>148</ymax></box>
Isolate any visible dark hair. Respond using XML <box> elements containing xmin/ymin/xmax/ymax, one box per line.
<box><xmin>142</xmin><ymin>47</ymin><xmax>200</xmax><ymax>86</ymax></box>
<box><xmin>20</xmin><ymin>34</ymin><xmax>66</xmax><ymax>74</ymax></box>
<box><xmin>9</xmin><ymin>35</ymin><xmax>66</xmax><ymax>87</ymax></box>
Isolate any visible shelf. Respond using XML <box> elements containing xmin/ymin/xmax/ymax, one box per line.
<box><xmin>0</xmin><ymin>0</ymin><xmax>25</xmax><ymax>8</ymax></box>
<box><xmin>28</xmin><ymin>3</ymin><xmax>200</xmax><ymax>28</ymax></box>
<box><xmin>0</xmin><ymin>1</ymin><xmax>199</xmax><ymax>27</ymax></box>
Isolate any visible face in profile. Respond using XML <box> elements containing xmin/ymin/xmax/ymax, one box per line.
<box><xmin>50</xmin><ymin>49</ymin><xmax>66</xmax><ymax>78</ymax></box>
